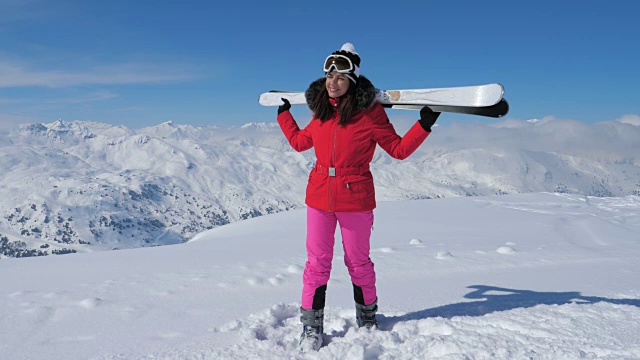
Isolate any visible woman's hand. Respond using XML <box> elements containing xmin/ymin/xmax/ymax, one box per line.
<box><xmin>419</xmin><ymin>106</ymin><xmax>440</xmax><ymax>132</ymax></box>
<box><xmin>278</xmin><ymin>98</ymin><xmax>291</xmax><ymax>115</ymax></box>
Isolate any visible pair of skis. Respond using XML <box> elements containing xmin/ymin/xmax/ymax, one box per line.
<box><xmin>259</xmin><ymin>83</ymin><xmax>509</xmax><ymax>118</ymax></box>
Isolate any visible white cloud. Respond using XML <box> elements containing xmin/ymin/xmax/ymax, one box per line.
<box><xmin>44</xmin><ymin>91</ymin><xmax>120</xmax><ymax>104</ymax></box>
<box><xmin>0</xmin><ymin>113</ymin><xmax>40</xmax><ymax>131</ymax></box>
<box><xmin>0</xmin><ymin>91</ymin><xmax>119</xmax><ymax>115</ymax></box>
<box><xmin>419</xmin><ymin>116</ymin><xmax>640</xmax><ymax>162</ymax></box>
<box><xmin>0</xmin><ymin>97</ymin><xmax>27</xmax><ymax>104</ymax></box>
<box><xmin>0</xmin><ymin>62</ymin><xmax>197</xmax><ymax>88</ymax></box>
<box><xmin>615</xmin><ymin>114</ymin><xmax>640</xmax><ymax>126</ymax></box>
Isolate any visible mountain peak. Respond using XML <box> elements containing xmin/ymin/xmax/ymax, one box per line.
<box><xmin>50</xmin><ymin>119</ymin><xmax>67</xmax><ymax>130</ymax></box>
<box><xmin>240</xmin><ymin>122</ymin><xmax>279</xmax><ymax>131</ymax></box>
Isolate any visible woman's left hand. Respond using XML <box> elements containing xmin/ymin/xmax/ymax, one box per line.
<box><xmin>419</xmin><ymin>106</ymin><xmax>440</xmax><ymax>131</ymax></box>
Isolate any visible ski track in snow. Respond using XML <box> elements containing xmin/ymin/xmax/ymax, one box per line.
<box><xmin>1</xmin><ymin>193</ymin><xmax>640</xmax><ymax>359</ymax></box>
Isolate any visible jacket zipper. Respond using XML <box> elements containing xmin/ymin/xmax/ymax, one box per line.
<box><xmin>329</xmin><ymin>104</ymin><xmax>339</xmax><ymax>212</ymax></box>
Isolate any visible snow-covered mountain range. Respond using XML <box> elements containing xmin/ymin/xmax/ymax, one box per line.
<box><xmin>1</xmin><ymin>116</ymin><xmax>639</xmax><ymax>258</ymax></box>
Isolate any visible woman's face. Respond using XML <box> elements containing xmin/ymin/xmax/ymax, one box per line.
<box><xmin>325</xmin><ymin>71</ymin><xmax>350</xmax><ymax>98</ymax></box>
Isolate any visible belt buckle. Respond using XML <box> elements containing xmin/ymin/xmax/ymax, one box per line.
<box><xmin>328</xmin><ymin>167</ymin><xmax>336</xmax><ymax>177</ymax></box>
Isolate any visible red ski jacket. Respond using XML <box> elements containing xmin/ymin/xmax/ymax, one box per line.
<box><xmin>277</xmin><ymin>99</ymin><xmax>430</xmax><ymax>212</ymax></box>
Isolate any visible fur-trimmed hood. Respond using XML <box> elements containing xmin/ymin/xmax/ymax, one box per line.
<box><xmin>304</xmin><ymin>75</ymin><xmax>378</xmax><ymax>111</ymax></box>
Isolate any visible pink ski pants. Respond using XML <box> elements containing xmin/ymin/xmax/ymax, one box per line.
<box><xmin>301</xmin><ymin>206</ymin><xmax>377</xmax><ymax>309</ymax></box>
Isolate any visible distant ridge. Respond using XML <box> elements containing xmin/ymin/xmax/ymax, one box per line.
<box><xmin>1</xmin><ymin>118</ymin><xmax>638</xmax><ymax>258</ymax></box>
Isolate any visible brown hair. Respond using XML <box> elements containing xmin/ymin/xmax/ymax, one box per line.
<box><xmin>311</xmin><ymin>84</ymin><xmax>358</xmax><ymax>126</ymax></box>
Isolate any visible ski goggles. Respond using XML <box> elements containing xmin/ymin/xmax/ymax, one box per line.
<box><xmin>323</xmin><ymin>54</ymin><xmax>357</xmax><ymax>74</ymax></box>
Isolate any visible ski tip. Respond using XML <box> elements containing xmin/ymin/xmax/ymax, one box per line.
<box><xmin>258</xmin><ymin>92</ymin><xmax>277</xmax><ymax>107</ymax></box>
<box><xmin>488</xmin><ymin>98</ymin><xmax>510</xmax><ymax>118</ymax></box>
<box><xmin>498</xmin><ymin>99</ymin><xmax>509</xmax><ymax>118</ymax></box>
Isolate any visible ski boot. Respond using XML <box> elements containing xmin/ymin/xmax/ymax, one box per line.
<box><xmin>356</xmin><ymin>299</ymin><xmax>380</xmax><ymax>329</ymax></box>
<box><xmin>299</xmin><ymin>307</ymin><xmax>324</xmax><ymax>352</ymax></box>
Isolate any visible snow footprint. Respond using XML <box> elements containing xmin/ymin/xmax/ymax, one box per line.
<box><xmin>98</xmin><ymin>280</ymin><xmax>116</xmax><ymax>290</ymax></box>
<box><xmin>267</xmin><ymin>274</ymin><xmax>286</xmax><ymax>286</ymax></box>
<box><xmin>247</xmin><ymin>274</ymin><xmax>286</xmax><ymax>287</ymax></box>
<box><xmin>266</xmin><ymin>264</ymin><xmax>308</xmax><ymax>286</ymax></box>
<box><xmin>213</xmin><ymin>303</ymin><xmax>299</xmax><ymax>337</ymax></box>
<box><xmin>497</xmin><ymin>245</ymin><xmax>518</xmax><ymax>255</ymax></box>
<box><xmin>373</xmin><ymin>247</ymin><xmax>396</xmax><ymax>253</ymax></box>
<box><xmin>156</xmin><ymin>332</ymin><xmax>185</xmax><ymax>340</ymax></box>
<box><xmin>243</xmin><ymin>263</ymin><xmax>308</xmax><ymax>288</ymax></box>
<box><xmin>286</xmin><ymin>264</ymin><xmax>304</xmax><ymax>274</ymax></box>
<box><xmin>8</xmin><ymin>290</ymin><xmax>34</xmax><ymax>298</ymax></box>
<box><xmin>435</xmin><ymin>250</ymin><xmax>454</xmax><ymax>260</ymax></box>
<box><xmin>42</xmin><ymin>291</ymin><xmax>70</xmax><ymax>300</ymax></box>
<box><xmin>79</xmin><ymin>297</ymin><xmax>103</xmax><ymax>310</ymax></box>
<box><xmin>246</xmin><ymin>277</ymin><xmax>266</xmax><ymax>286</ymax></box>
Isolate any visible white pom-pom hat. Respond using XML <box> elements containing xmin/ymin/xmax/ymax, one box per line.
<box><xmin>340</xmin><ymin>43</ymin><xmax>357</xmax><ymax>54</ymax></box>
<box><xmin>323</xmin><ymin>42</ymin><xmax>361</xmax><ymax>84</ymax></box>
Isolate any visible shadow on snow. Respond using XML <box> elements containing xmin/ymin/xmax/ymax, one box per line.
<box><xmin>380</xmin><ymin>285</ymin><xmax>640</xmax><ymax>328</ymax></box>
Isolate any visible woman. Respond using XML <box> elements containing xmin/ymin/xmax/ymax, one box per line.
<box><xmin>276</xmin><ymin>43</ymin><xmax>439</xmax><ymax>352</ymax></box>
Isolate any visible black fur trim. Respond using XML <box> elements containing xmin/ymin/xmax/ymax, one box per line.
<box><xmin>304</xmin><ymin>75</ymin><xmax>377</xmax><ymax>111</ymax></box>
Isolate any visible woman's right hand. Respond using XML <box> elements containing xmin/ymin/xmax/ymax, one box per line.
<box><xmin>278</xmin><ymin>98</ymin><xmax>291</xmax><ymax>115</ymax></box>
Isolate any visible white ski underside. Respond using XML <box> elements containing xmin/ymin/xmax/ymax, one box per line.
<box><xmin>259</xmin><ymin>83</ymin><xmax>504</xmax><ymax>108</ymax></box>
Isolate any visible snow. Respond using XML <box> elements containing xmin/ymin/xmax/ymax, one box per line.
<box><xmin>2</xmin><ymin>192</ymin><xmax>639</xmax><ymax>359</ymax></box>
<box><xmin>1</xmin><ymin>114</ymin><xmax>639</xmax><ymax>358</ymax></box>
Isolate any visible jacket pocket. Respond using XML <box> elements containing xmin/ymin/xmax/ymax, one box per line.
<box><xmin>337</xmin><ymin>175</ymin><xmax>375</xmax><ymax>211</ymax></box>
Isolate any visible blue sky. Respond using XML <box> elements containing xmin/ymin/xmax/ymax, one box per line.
<box><xmin>1</xmin><ymin>0</ymin><xmax>638</xmax><ymax>128</ymax></box>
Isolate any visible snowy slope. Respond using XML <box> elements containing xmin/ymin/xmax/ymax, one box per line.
<box><xmin>1</xmin><ymin>193</ymin><xmax>639</xmax><ymax>359</ymax></box>
<box><xmin>1</xmin><ymin>117</ymin><xmax>639</xmax><ymax>257</ymax></box>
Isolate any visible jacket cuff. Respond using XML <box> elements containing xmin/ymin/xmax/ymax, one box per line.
<box><xmin>418</xmin><ymin>118</ymin><xmax>433</xmax><ymax>132</ymax></box>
